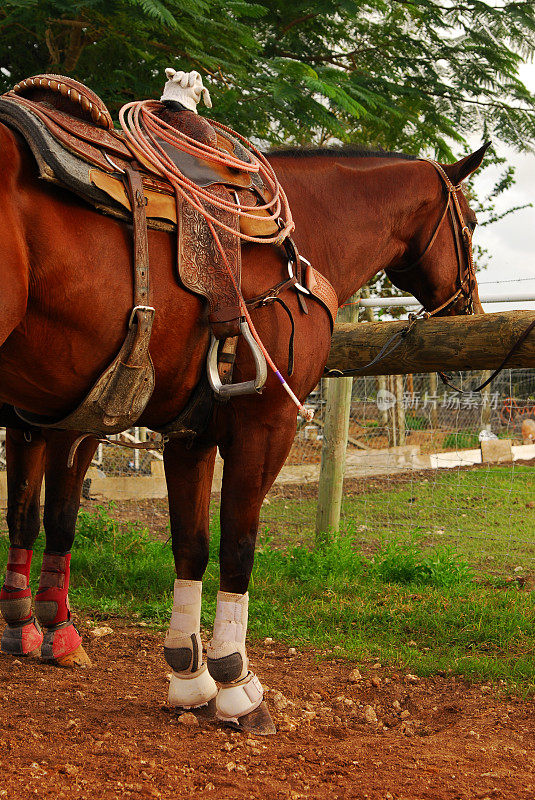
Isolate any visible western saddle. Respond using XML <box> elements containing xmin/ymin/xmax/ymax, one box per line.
<box><xmin>2</xmin><ymin>74</ymin><xmax>277</xmax><ymax>237</ymax></box>
<box><xmin>0</xmin><ymin>74</ymin><xmax>338</xmax><ymax>440</ymax></box>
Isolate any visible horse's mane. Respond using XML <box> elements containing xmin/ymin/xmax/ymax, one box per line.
<box><xmin>267</xmin><ymin>145</ymin><xmax>418</xmax><ymax>161</ymax></box>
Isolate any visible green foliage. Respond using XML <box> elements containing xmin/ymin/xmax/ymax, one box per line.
<box><xmin>371</xmin><ymin>536</ymin><xmax>472</xmax><ymax>588</ymax></box>
<box><xmin>73</xmin><ymin>506</ymin><xmax>176</xmax><ymax>622</ymax></box>
<box><xmin>442</xmin><ymin>430</ymin><xmax>480</xmax><ymax>450</ymax></box>
<box><xmin>2</xmin><ymin>466</ymin><xmax>533</xmax><ymax>684</ymax></box>
<box><xmin>405</xmin><ymin>414</ymin><xmax>429</xmax><ymax>431</ymax></box>
<box><xmin>2</xmin><ymin>500</ymin><xmax>531</xmax><ymax>684</ymax></box>
<box><xmin>0</xmin><ymin>0</ymin><xmax>534</xmax><ymax>156</ymax></box>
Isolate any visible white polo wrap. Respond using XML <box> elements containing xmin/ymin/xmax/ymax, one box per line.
<box><xmin>164</xmin><ymin>578</ymin><xmax>204</xmax><ymax>676</ymax></box>
<box><xmin>165</xmin><ymin>579</ymin><xmax>201</xmax><ymax>645</ymax></box>
<box><xmin>168</xmin><ymin>664</ymin><xmax>217</xmax><ymax>709</ymax></box>
<box><xmin>160</xmin><ymin>68</ymin><xmax>212</xmax><ymax>113</ymax></box>
<box><xmin>208</xmin><ymin>590</ymin><xmax>249</xmax><ymax>680</ymax></box>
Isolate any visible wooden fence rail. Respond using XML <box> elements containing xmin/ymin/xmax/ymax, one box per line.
<box><xmin>325</xmin><ymin>311</ymin><xmax>535</xmax><ymax>376</ymax></box>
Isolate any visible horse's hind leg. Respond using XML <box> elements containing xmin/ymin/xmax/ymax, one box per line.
<box><xmin>35</xmin><ymin>431</ymin><xmax>96</xmax><ymax>667</ymax></box>
<box><xmin>1</xmin><ymin>428</ymin><xmax>46</xmax><ymax>656</ymax></box>
<box><xmin>163</xmin><ymin>438</ymin><xmax>218</xmax><ymax>714</ymax></box>
<box><xmin>207</xmin><ymin>413</ymin><xmax>298</xmax><ymax>735</ymax></box>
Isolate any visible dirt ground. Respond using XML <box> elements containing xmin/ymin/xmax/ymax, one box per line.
<box><xmin>1</xmin><ymin>620</ymin><xmax>535</xmax><ymax>800</ymax></box>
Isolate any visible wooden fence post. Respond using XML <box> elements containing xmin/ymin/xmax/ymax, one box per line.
<box><xmin>480</xmin><ymin>370</ymin><xmax>492</xmax><ymax>431</ymax></box>
<box><xmin>395</xmin><ymin>374</ymin><xmax>406</xmax><ymax>446</ymax></box>
<box><xmin>360</xmin><ymin>289</ymin><xmax>389</xmax><ymax>439</ymax></box>
<box><xmin>428</xmin><ymin>371</ymin><xmax>439</xmax><ymax>430</ymax></box>
<box><xmin>315</xmin><ymin>294</ymin><xmax>360</xmax><ymax>545</ymax></box>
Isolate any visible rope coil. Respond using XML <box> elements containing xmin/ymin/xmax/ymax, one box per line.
<box><xmin>118</xmin><ymin>100</ymin><xmax>312</xmax><ymax>420</ymax></box>
<box><xmin>119</xmin><ymin>100</ymin><xmax>294</xmax><ymax>243</ymax></box>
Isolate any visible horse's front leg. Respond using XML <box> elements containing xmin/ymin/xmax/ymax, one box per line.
<box><xmin>0</xmin><ymin>428</ymin><xmax>46</xmax><ymax>656</ymax></box>
<box><xmin>207</xmin><ymin>411</ymin><xmax>298</xmax><ymax>735</ymax></box>
<box><xmin>163</xmin><ymin>437</ymin><xmax>218</xmax><ymax>713</ymax></box>
<box><xmin>35</xmin><ymin>431</ymin><xmax>96</xmax><ymax>667</ymax></box>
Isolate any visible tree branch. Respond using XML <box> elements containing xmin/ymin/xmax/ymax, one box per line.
<box><xmin>280</xmin><ymin>13</ymin><xmax>320</xmax><ymax>34</ymax></box>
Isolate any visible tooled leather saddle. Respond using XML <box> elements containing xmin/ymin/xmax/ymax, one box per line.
<box><xmin>0</xmin><ymin>75</ymin><xmax>338</xmax><ymax>438</ymax></box>
<box><xmin>0</xmin><ymin>74</ymin><xmax>337</xmax><ymax>331</ymax></box>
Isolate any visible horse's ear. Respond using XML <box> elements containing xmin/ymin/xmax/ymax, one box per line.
<box><xmin>442</xmin><ymin>142</ymin><xmax>491</xmax><ymax>185</ymax></box>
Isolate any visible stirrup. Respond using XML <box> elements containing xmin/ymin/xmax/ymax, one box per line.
<box><xmin>207</xmin><ymin>320</ymin><xmax>267</xmax><ymax>399</ymax></box>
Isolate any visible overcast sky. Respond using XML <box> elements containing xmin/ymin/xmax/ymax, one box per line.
<box><xmin>469</xmin><ymin>61</ymin><xmax>535</xmax><ymax>312</ymax></box>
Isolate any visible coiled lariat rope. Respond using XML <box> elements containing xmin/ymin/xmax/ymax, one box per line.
<box><xmin>119</xmin><ymin>100</ymin><xmax>313</xmax><ymax>420</ymax></box>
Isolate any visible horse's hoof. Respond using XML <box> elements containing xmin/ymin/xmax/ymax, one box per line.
<box><xmin>1</xmin><ymin>616</ymin><xmax>43</xmax><ymax>656</ymax></box>
<box><xmin>171</xmin><ymin>697</ymin><xmax>217</xmax><ymax>721</ymax></box>
<box><xmin>221</xmin><ymin>700</ymin><xmax>276</xmax><ymax>735</ymax></box>
<box><xmin>54</xmin><ymin>644</ymin><xmax>92</xmax><ymax>669</ymax></box>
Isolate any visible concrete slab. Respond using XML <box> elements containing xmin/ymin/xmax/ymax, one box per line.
<box><xmin>512</xmin><ymin>443</ymin><xmax>535</xmax><ymax>461</ymax></box>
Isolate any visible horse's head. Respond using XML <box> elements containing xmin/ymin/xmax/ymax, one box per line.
<box><xmin>386</xmin><ymin>143</ymin><xmax>490</xmax><ymax>317</ymax></box>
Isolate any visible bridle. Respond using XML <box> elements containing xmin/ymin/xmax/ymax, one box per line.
<box><xmin>386</xmin><ymin>158</ymin><xmax>477</xmax><ymax>319</ymax></box>
<box><xmin>342</xmin><ymin>158</ymin><xmax>535</xmax><ymax>392</ymax></box>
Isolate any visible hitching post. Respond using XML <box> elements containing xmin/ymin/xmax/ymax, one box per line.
<box><xmin>315</xmin><ymin>293</ymin><xmax>360</xmax><ymax>545</ymax></box>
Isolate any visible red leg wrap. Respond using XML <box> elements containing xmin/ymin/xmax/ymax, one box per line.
<box><xmin>35</xmin><ymin>552</ymin><xmax>72</xmax><ymax>628</ymax></box>
<box><xmin>0</xmin><ymin>548</ymin><xmax>33</xmax><ymax>623</ymax></box>
<box><xmin>1</xmin><ymin>546</ymin><xmax>33</xmax><ymax>594</ymax></box>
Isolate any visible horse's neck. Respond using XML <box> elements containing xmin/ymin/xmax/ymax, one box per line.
<box><xmin>271</xmin><ymin>155</ymin><xmax>422</xmax><ymax>305</ymax></box>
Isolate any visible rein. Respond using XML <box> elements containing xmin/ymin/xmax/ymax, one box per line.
<box><xmin>437</xmin><ymin>318</ymin><xmax>535</xmax><ymax>393</ymax></box>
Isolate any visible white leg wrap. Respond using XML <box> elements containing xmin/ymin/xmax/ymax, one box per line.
<box><xmin>207</xmin><ymin>591</ymin><xmax>249</xmax><ymax>683</ymax></box>
<box><xmin>164</xmin><ymin>579</ymin><xmax>203</xmax><ymax>673</ymax></box>
<box><xmin>216</xmin><ymin>671</ymin><xmax>264</xmax><ymax>724</ymax></box>
<box><xmin>168</xmin><ymin>664</ymin><xmax>217</xmax><ymax>709</ymax></box>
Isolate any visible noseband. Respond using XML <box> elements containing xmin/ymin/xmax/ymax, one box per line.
<box><xmin>387</xmin><ymin>158</ymin><xmax>476</xmax><ymax>318</ymax></box>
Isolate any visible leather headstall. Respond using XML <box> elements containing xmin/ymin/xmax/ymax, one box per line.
<box><xmin>387</xmin><ymin>158</ymin><xmax>476</xmax><ymax>319</ymax></box>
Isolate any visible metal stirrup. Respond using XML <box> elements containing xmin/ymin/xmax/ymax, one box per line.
<box><xmin>207</xmin><ymin>320</ymin><xmax>268</xmax><ymax>398</ymax></box>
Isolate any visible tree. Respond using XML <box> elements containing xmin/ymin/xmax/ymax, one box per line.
<box><xmin>1</xmin><ymin>0</ymin><xmax>533</xmax><ymax>291</ymax></box>
<box><xmin>1</xmin><ymin>0</ymin><xmax>534</xmax><ymax>159</ymax></box>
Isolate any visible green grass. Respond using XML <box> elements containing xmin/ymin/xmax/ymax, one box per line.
<box><xmin>442</xmin><ymin>430</ymin><xmax>480</xmax><ymax>449</ymax></box>
<box><xmin>1</xmin><ymin>465</ymin><xmax>534</xmax><ymax>686</ymax></box>
<box><xmin>405</xmin><ymin>414</ymin><xmax>429</xmax><ymax>430</ymax></box>
<box><xmin>260</xmin><ymin>465</ymin><xmax>535</xmax><ymax>571</ymax></box>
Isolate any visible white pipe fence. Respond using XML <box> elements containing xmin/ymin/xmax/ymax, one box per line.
<box><xmin>359</xmin><ymin>292</ymin><xmax>535</xmax><ymax>308</ymax></box>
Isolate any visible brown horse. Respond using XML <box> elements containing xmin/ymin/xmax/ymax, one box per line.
<box><xmin>0</xmin><ymin>130</ymin><xmax>487</xmax><ymax>732</ymax></box>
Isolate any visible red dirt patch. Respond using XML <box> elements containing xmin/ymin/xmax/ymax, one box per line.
<box><xmin>2</xmin><ymin>619</ymin><xmax>535</xmax><ymax>800</ymax></box>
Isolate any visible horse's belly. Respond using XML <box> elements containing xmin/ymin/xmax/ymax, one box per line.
<box><xmin>0</xmin><ymin>299</ymin><xmax>209</xmax><ymax>425</ymax></box>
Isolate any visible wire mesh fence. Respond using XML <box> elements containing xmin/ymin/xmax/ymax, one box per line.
<box><xmin>262</xmin><ymin>367</ymin><xmax>535</xmax><ymax>572</ymax></box>
<box><xmin>0</xmin><ymin>368</ymin><xmax>533</xmax><ymax>571</ymax></box>
<box><xmin>290</xmin><ymin>368</ymin><xmax>535</xmax><ymax>464</ymax></box>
